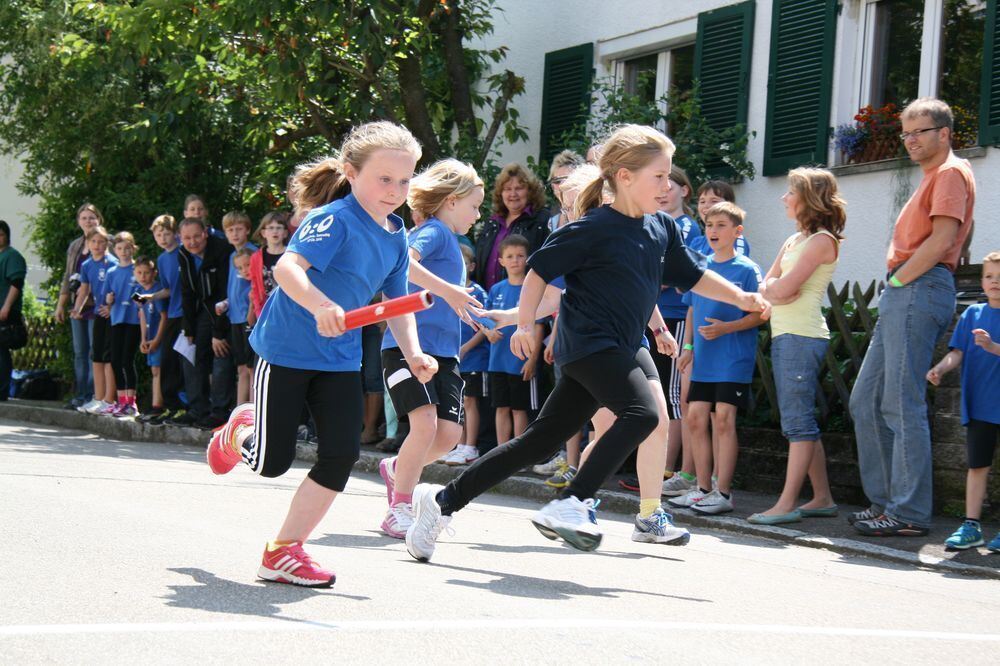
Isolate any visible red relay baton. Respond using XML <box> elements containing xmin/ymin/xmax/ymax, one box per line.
<box><xmin>343</xmin><ymin>290</ymin><xmax>434</xmax><ymax>330</ymax></box>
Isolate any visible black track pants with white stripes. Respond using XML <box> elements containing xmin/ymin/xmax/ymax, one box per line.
<box><xmin>244</xmin><ymin>359</ymin><xmax>363</xmax><ymax>492</ymax></box>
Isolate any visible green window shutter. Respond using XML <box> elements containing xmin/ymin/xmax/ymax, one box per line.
<box><xmin>762</xmin><ymin>0</ymin><xmax>838</xmax><ymax>177</ymax></box>
<box><xmin>694</xmin><ymin>1</ymin><xmax>756</xmax><ymax>133</ymax></box>
<box><xmin>981</xmin><ymin>0</ymin><xmax>1000</xmax><ymax>145</ymax></box>
<box><xmin>539</xmin><ymin>43</ymin><xmax>593</xmax><ymax>162</ymax></box>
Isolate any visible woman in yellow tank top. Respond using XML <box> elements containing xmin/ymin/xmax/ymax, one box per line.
<box><xmin>748</xmin><ymin>168</ymin><xmax>846</xmax><ymax>525</ymax></box>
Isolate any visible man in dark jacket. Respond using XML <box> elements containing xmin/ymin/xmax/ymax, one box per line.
<box><xmin>167</xmin><ymin>217</ymin><xmax>235</xmax><ymax>429</ymax></box>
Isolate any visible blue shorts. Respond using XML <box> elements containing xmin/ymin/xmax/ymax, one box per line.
<box><xmin>147</xmin><ymin>347</ymin><xmax>162</xmax><ymax>368</ymax></box>
<box><xmin>771</xmin><ymin>333</ymin><xmax>827</xmax><ymax>441</ymax></box>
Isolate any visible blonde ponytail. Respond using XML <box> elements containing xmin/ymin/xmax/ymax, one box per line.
<box><xmin>573</xmin><ymin>175</ymin><xmax>609</xmax><ymax>220</ymax></box>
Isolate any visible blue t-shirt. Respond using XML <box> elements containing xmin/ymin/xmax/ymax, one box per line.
<box><xmin>487</xmin><ymin>279</ymin><xmax>525</xmax><ymax>375</ymax></box>
<box><xmin>138</xmin><ymin>281</ymin><xmax>166</xmax><ymax>340</ymax></box>
<box><xmin>227</xmin><ymin>243</ymin><xmax>257</xmax><ymax>325</ymax></box>
<box><xmin>682</xmin><ymin>254</ymin><xmax>762</xmax><ymax>383</ymax></box>
<box><xmin>156</xmin><ymin>246</ymin><xmax>183</xmax><ymax>319</ymax></box>
<box><xmin>528</xmin><ymin>205</ymin><xmax>705</xmax><ymax>367</ymax></box>
<box><xmin>949</xmin><ymin>303</ymin><xmax>1000</xmax><ymax>425</ymax></box>
<box><xmin>79</xmin><ymin>254</ymin><xmax>119</xmax><ymax>311</ymax></box>
<box><xmin>658</xmin><ymin>214</ymin><xmax>706</xmax><ymax>320</ymax></box>
<box><xmin>107</xmin><ymin>263</ymin><xmax>141</xmax><ymax>326</ymax></box>
<box><xmin>382</xmin><ymin>218</ymin><xmax>465</xmax><ymax>357</ymax></box>
<box><xmin>459</xmin><ymin>282</ymin><xmax>490</xmax><ymax>373</ymax></box>
<box><xmin>688</xmin><ymin>233</ymin><xmax>750</xmax><ymax>258</ymax></box>
<box><xmin>250</xmin><ymin>193</ymin><xmax>410</xmax><ymax>371</ymax></box>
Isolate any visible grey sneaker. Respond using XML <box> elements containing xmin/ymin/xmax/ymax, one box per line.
<box><xmin>632</xmin><ymin>507</ymin><xmax>690</xmax><ymax>545</ymax></box>
<box><xmin>531</xmin><ymin>496</ymin><xmax>602</xmax><ymax>551</ymax></box>
<box><xmin>406</xmin><ymin>484</ymin><xmax>452</xmax><ymax>562</ymax></box>
<box><xmin>532</xmin><ymin>453</ymin><xmax>567</xmax><ymax>476</ymax></box>
<box><xmin>667</xmin><ymin>487</ymin><xmax>706</xmax><ymax>508</ymax></box>
<box><xmin>662</xmin><ymin>473</ymin><xmax>695</xmax><ymax>497</ymax></box>
<box><xmin>691</xmin><ymin>488</ymin><xmax>734</xmax><ymax>515</ymax></box>
<box><xmin>847</xmin><ymin>505</ymin><xmax>882</xmax><ymax>525</ymax></box>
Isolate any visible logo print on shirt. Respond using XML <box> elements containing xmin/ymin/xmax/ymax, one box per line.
<box><xmin>298</xmin><ymin>214</ymin><xmax>335</xmax><ymax>243</ymax></box>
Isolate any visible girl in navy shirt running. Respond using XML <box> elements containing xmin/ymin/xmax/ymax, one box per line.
<box><xmin>206</xmin><ymin>122</ymin><xmax>437</xmax><ymax>588</ymax></box>
<box><xmin>406</xmin><ymin>124</ymin><xmax>770</xmax><ymax>559</ymax></box>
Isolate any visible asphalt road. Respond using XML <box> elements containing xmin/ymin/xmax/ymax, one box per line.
<box><xmin>2</xmin><ymin>418</ymin><xmax>999</xmax><ymax>664</ymax></box>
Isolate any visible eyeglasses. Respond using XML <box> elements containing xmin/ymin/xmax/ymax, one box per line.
<box><xmin>899</xmin><ymin>126</ymin><xmax>943</xmax><ymax>142</ymax></box>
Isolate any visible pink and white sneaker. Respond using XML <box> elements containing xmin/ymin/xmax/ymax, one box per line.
<box><xmin>378</xmin><ymin>456</ymin><xmax>396</xmax><ymax>505</ymax></box>
<box><xmin>207</xmin><ymin>403</ymin><xmax>255</xmax><ymax>475</ymax></box>
<box><xmin>114</xmin><ymin>403</ymin><xmax>140</xmax><ymax>419</ymax></box>
<box><xmin>258</xmin><ymin>541</ymin><xmax>335</xmax><ymax>588</ymax></box>
<box><xmin>101</xmin><ymin>402</ymin><xmax>124</xmax><ymax>417</ymax></box>
<box><xmin>381</xmin><ymin>503</ymin><xmax>414</xmax><ymax>539</ymax></box>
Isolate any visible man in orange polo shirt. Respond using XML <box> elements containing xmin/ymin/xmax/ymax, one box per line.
<box><xmin>848</xmin><ymin>98</ymin><xmax>976</xmax><ymax>537</ymax></box>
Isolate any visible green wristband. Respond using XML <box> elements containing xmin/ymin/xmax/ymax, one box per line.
<box><xmin>889</xmin><ymin>275</ymin><xmax>904</xmax><ymax>288</ymax></box>
<box><xmin>683</xmin><ymin>343</ymin><xmax>694</xmax><ymax>351</ymax></box>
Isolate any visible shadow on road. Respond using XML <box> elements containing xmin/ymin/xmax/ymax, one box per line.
<box><xmin>162</xmin><ymin>567</ymin><xmax>370</xmax><ymax>616</ymax></box>
<box><xmin>1</xmin><ymin>426</ymin><xmax>202</xmax><ymax>465</ymax></box>
<box><xmin>417</xmin><ymin>561</ymin><xmax>712</xmax><ymax>603</ymax></box>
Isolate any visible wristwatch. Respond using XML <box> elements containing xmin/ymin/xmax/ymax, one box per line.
<box><xmin>653</xmin><ymin>326</ymin><xmax>669</xmax><ymax>338</ymax></box>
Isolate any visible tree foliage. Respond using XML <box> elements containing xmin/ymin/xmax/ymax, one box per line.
<box><xmin>0</xmin><ymin>0</ymin><xmax>527</xmax><ymax>287</ymax></box>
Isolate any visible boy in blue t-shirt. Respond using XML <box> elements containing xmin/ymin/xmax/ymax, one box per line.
<box><xmin>927</xmin><ymin>253</ymin><xmax>1000</xmax><ymax>552</ymax></box>
<box><xmin>670</xmin><ymin>202</ymin><xmax>763</xmax><ymax>516</ymax></box>
<box><xmin>134</xmin><ymin>257</ymin><xmax>168</xmax><ymax>421</ymax></box>
<box><xmin>444</xmin><ymin>244</ymin><xmax>490</xmax><ymax>466</ymax></box>
<box><xmin>487</xmin><ymin>234</ymin><xmax>543</xmax><ymax>445</ymax></box>
<box><xmin>220</xmin><ymin>212</ymin><xmax>257</xmax><ymax>404</ymax></box>
<box><xmin>149</xmin><ymin>215</ymin><xmax>186</xmax><ymax>421</ymax></box>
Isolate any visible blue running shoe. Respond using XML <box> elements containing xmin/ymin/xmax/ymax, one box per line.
<box><xmin>944</xmin><ymin>521</ymin><xmax>984</xmax><ymax>550</ymax></box>
<box><xmin>632</xmin><ymin>507</ymin><xmax>690</xmax><ymax>546</ymax></box>
<box><xmin>587</xmin><ymin>498</ymin><xmax>601</xmax><ymax>525</ymax></box>
<box><xmin>987</xmin><ymin>532</ymin><xmax>1000</xmax><ymax>553</ymax></box>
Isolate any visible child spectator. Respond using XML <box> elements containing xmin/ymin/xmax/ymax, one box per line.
<box><xmin>183</xmin><ymin>194</ymin><xmax>226</xmax><ymax>241</ymax></box>
<box><xmin>147</xmin><ymin>214</ymin><xmax>187</xmax><ymax>423</ymax></box>
<box><xmin>220</xmin><ymin>211</ymin><xmax>257</xmax><ymax>403</ymax></box>
<box><xmin>248</xmin><ymin>211</ymin><xmax>290</xmax><ymax>323</ymax></box>
<box><xmin>135</xmin><ymin>256</ymin><xmax>167</xmax><ymax>422</ymax></box>
<box><xmin>73</xmin><ymin>226</ymin><xmax>118</xmax><ymax>414</ymax></box>
<box><xmin>689</xmin><ymin>180</ymin><xmax>750</xmax><ymax>257</ymax></box>
<box><xmin>927</xmin><ymin>252</ymin><xmax>1000</xmax><ymax>552</ymax></box>
<box><xmin>168</xmin><ymin>217</ymin><xmax>235</xmax><ymax>429</ymax></box>
<box><xmin>105</xmin><ymin>231</ymin><xmax>143</xmax><ymax>417</ymax></box>
<box><xmin>487</xmin><ymin>234</ymin><xmax>543</xmax><ymax>444</ymax></box>
<box><xmin>443</xmin><ymin>243</ymin><xmax>489</xmax><ymax>465</ymax></box>
<box><xmin>671</xmin><ymin>202</ymin><xmax>764</xmax><ymax>515</ymax></box>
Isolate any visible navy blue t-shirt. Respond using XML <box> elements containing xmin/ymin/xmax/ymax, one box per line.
<box><xmin>107</xmin><ymin>263</ymin><xmax>140</xmax><ymax>326</ymax></box>
<box><xmin>528</xmin><ymin>205</ymin><xmax>706</xmax><ymax>367</ymax></box>
<box><xmin>487</xmin><ymin>279</ymin><xmax>525</xmax><ymax>374</ymax></box>
<box><xmin>383</xmin><ymin>218</ymin><xmax>465</xmax><ymax>358</ymax></box>
<box><xmin>658</xmin><ymin>214</ymin><xmax>704</xmax><ymax>320</ymax></box>
<box><xmin>156</xmin><ymin>246</ymin><xmax>183</xmax><ymax>319</ymax></box>
<box><xmin>250</xmin><ymin>193</ymin><xmax>410</xmax><ymax>372</ymax></box>
<box><xmin>682</xmin><ymin>254</ymin><xmax>762</xmax><ymax>383</ymax></box>
<box><xmin>459</xmin><ymin>282</ymin><xmax>490</xmax><ymax>372</ymax></box>
<box><xmin>949</xmin><ymin>303</ymin><xmax>1000</xmax><ymax>425</ymax></box>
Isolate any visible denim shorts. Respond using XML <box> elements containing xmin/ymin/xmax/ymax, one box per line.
<box><xmin>771</xmin><ymin>333</ymin><xmax>828</xmax><ymax>441</ymax></box>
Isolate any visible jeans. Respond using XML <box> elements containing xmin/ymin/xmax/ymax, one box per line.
<box><xmin>772</xmin><ymin>333</ymin><xmax>828</xmax><ymax>442</ymax></box>
<box><xmin>849</xmin><ymin>266</ymin><xmax>955</xmax><ymax>527</ymax></box>
<box><xmin>70</xmin><ymin>317</ymin><xmax>94</xmax><ymax>401</ymax></box>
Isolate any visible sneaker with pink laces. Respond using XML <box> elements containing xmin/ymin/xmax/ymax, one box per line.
<box><xmin>378</xmin><ymin>456</ymin><xmax>396</xmax><ymax>505</ymax></box>
<box><xmin>114</xmin><ymin>403</ymin><xmax>140</xmax><ymax>419</ymax></box>
<box><xmin>207</xmin><ymin>403</ymin><xmax>255</xmax><ymax>475</ymax></box>
<box><xmin>381</xmin><ymin>502</ymin><xmax>414</xmax><ymax>539</ymax></box>
<box><xmin>100</xmin><ymin>402</ymin><xmax>123</xmax><ymax>416</ymax></box>
<box><xmin>258</xmin><ymin>541</ymin><xmax>336</xmax><ymax>588</ymax></box>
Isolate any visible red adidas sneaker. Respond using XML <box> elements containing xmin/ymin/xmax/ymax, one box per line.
<box><xmin>206</xmin><ymin>403</ymin><xmax>255</xmax><ymax>475</ymax></box>
<box><xmin>258</xmin><ymin>541</ymin><xmax>336</xmax><ymax>588</ymax></box>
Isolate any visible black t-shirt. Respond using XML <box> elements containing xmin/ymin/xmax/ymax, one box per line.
<box><xmin>262</xmin><ymin>250</ymin><xmax>282</xmax><ymax>298</ymax></box>
<box><xmin>528</xmin><ymin>205</ymin><xmax>706</xmax><ymax>366</ymax></box>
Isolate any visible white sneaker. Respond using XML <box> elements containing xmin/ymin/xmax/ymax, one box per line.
<box><xmin>531</xmin><ymin>496</ymin><xmax>602</xmax><ymax>551</ymax></box>
<box><xmin>406</xmin><ymin>484</ymin><xmax>453</xmax><ymax>562</ymax></box>
<box><xmin>77</xmin><ymin>399</ymin><xmax>101</xmax><ymax>413</ymax></box>
<box><xmin>443</xmin><ymin>445</ymin><xmax>479</xmax><ymax>466</ymax></box>
<box><xmin>82</xmin><ymin>400</ymin><xmax>111</xmax><ymax>414</ymax></box>
<box><xmin>667</xmin><ymin>487</ymin><xmax>706</xmax><ymax>508</ymax></box>
<box><xmin>662</xmin><ymin>473</ymin><xmax>695</xmax><ymax>497</ymax></box>
<box><xmin>632</xmin><ymin>507</ymin><xmax>691</xmax><ymax>545</ymax></box>
<box><xmin>691</xmin><ymin>488</ymin><xmax>734</xmax><ymax>515</ymax></box>
<box><xmin>380</xmin><ymin>503</ymin><xmax>414</xmax><ymax>539</ymax></box>
<box><xmin>532</xmin><ymin>453</ymin><xmax>567</xmax><ymax>476</ymax></box>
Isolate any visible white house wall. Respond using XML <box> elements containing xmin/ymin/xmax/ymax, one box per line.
<box><xmin>478</xmin><ymin>0</ymin><xmax>999</xmax><ymax>289</ymax></box>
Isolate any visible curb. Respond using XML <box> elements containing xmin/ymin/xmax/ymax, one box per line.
<box><xmin>4</xmin><ymin>400</ymin><xmax>998</xmax><ymax>581</ymax></box>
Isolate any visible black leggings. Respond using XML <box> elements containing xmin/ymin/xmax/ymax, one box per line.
<box><xmin>243</xmin><ymin>359</ymin><xmax>363</xmax><ymax>491</ymax></box>
<box><xmin>442</xmin><ymin>348</ymin><xmax>659</xmax><ymax>513</ymax></box>
<box><xmin>110</xmin><ymin>323</ymin><xmax>141</xmax><ymax>391</ymax></box>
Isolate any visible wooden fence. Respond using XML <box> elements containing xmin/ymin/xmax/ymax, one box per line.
<box><xmin>746</xmin><ymin>280</ymin><xmax>882</xmax><ymax>432</ymax></box>
<box><xmin>11</xmin><ymin>316</ymin><xmax>62</xmax><ymax>371</ymax></box>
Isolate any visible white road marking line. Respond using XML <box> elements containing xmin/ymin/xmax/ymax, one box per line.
<box><xmin>2</xmin><ymin>619</ymin><xmax>1000</xmax><ymax>641</ymax></box>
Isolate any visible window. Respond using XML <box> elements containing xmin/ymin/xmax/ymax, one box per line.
<box><xmin>619</xmin><ymin>44</ymin><xmax>695</xmax><ymax>105</ymax></box>
<box><xmin>867</xmin><ymin>0</ymin><xmax>924</xmax><ymax>109</ymax></box>
<box><xmin>623</xmin><ymin>53</ymin><xmax>658</xmax><ymax>104</ymax></box>
<box><xmin>939</xmin><ymin>0</ymin><xmax>987</xmax><ymax>147</ymax></box>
